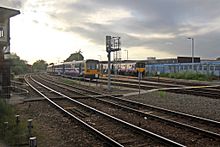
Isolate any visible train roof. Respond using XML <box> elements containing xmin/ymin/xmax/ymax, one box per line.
<box><xmin>100</xmin><ymin>60</ymin><xmax>138</xmax><ymax>64</ymax></box>
<box><xmin>47</xmin><ymin>59</ymin><xmax>100</xmax><ymax>67</ymax></box>
<box><xmin>147</xmin><ymin>60</ymin><xmax>220</xmax><ymax>66</ymax></box>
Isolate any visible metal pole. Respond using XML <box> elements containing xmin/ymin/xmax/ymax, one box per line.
<box><xmin>108</xmin><ymin>51</ymin><xmax>111</xmax><ymax>91</ymax></box>
<box><xmin>138</xmin><ymin>72</ymin><xmax>141</xmax><ymax>96</ymax></box>
<box><xmin>188</xmin><ymin>37</ymin><xmax>194</xmax><ymax>70</ymax></box>
<box><xmin>192</xmin><ymin>38</ymin><xmax>194</xmax><ymax>65</ymax></box>
<box><xmin>124</xmin><ymin>50</ymin><xmax>128</xmax><ymax>60</ymax></box>
<box><xmin>29</xmin><ymin>137</ymin><xmax>37</xmax><ymax>147</ymax></box>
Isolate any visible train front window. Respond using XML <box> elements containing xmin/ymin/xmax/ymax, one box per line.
<box><xmin>87</xmin><ymin>63</ymin><xmax>97</xmax><ymax>70</ymax></box>
<box><xmin>136</xmin><ymin>63</ymin><xmax>145</xmax><ymax>68</ymax></box>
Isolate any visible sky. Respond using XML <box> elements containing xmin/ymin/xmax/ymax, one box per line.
<box><xmin>1</xmin><ymin>0</ymin><xmax>220</xmax><ymax>64</ymax></box>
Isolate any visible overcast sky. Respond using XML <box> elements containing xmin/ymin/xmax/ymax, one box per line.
<box><xmin>1</xmin><ymin>0</ymin><xmax>220</xmax><ymax>64</ymax></box>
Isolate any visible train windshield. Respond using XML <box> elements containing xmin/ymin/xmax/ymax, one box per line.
<box><xmin>87</xmin><ymin>60</ymin><xmax>99</xmax><ymax>70</ymax></box>
<box><xmin>136</xmin><ymin>62</ymin><xmax>145</xmax><ymax>68</ymax></box>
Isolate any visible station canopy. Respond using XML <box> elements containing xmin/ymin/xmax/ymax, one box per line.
<box><xmin>0</xmin><ymin>6</ymin><xmax>20</xmax><ymax>21</ymax></box>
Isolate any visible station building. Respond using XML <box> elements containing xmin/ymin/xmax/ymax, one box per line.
<box><xmin>0</xmin><ymin>7</ymin><xmax>20</xmax><ymax>99</ymax></box>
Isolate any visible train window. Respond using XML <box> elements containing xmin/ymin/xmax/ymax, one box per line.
<box><xmin>215</xmin><ymin>65</ymin><xmax>220</xmax><ymax>70</ymax></box>
<box><xmin>75</xmin><ymin>64</ymin><xmax>79</xmax><ymax>68</ymax></box>
<box><xmin>199</xmin><ymin>65</ymin><xmax>202</xmax><ymax>70</ymax></box>
<box><xmin>136</xmin><ymin>62</ymin><xmax>145</xmax><ymax>68</ymax></box>
<box><xmin>189</xmin><ymin>65</ymin><xmax>192</xmax><ymax>70</ymax></box>
<box><xmin>180</xmin><ymin>65</ymin><xmax>183</xmax><ymax>70</ymax></box>
<box><xmin>203</xmin><ymin>65</ymin><xmax>207</xmax><ymax>70</ymax></box>
<box><xmin>87</xmin><ymin>63</ymin><xmax>97</xmax><ymax>69</ymax></box>
<box><xmin>193</xmin><ymin>65</ymin><xmax>197</xmax><ymax>71</ymax></box>
<box><xmin>65</xmin><ymin>64</ymin><xmax>71</xmax><ymax>68</ymax></box>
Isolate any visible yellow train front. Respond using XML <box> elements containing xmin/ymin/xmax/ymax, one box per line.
<box><xmin>135</xmin><ymin>61</ymin><xmax>145</xmax><ymax>76</ymax></box>
<box><xmin>84</xmin><ymin>59</ymin><xmax>100</xmax><ymax>79</ymax></box>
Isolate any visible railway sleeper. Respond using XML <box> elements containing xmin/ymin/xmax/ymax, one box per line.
<box><xmin>65</xmin><ymin>106</ymin><xmax>90</xmax><ymax>118</ymax></box>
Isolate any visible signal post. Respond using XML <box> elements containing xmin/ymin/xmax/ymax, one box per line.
<box><xmin>106</xmin><ymin>36</ymin><xmax>121</xmax><ymax>91</ymax></box>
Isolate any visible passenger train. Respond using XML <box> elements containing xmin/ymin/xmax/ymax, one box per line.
<box><xmin>100</xmin><ymin>60</ymin><xmax>220</xmax><ymax>77</ymax></box>
<box><xmin>100</xmin><ymin>60</ymin><xmax>145</xmax><ymax>76</ymax></box>
<box><xmin>47</xmin><ymin>59</ymin><xmax>100</xmax><ymax>79</ymax></box>
<box><xmin>147</xmin><ymin>61</ymin><xmax>220</xmax><ymax>77</ymax></box>
<box><xmin>47</xmin><ymin>58</ymin><xmax>220</xmax><ymax>79</ymax></box>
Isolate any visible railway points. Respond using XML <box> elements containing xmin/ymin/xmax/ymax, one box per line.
<box><xmin>6</xmin><ymin>72</ymin><xmax>220</xmax><ymax>146</ymax></box>
<box><xmin>12</xmin><ymin>73</ymin><xmax>219</xmax><ymax>146</ymax></box>
<box><xmin>25</xmin><ymin>74</ymin><xmax>185</xmax><ymax>146</ymax></box>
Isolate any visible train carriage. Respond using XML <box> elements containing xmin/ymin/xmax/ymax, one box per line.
<box><xmin>47</xmin><ymin>59</ymin><xmax>100</xmax><ymax>80</ymax></box>
<box><xmin>84</xmin><ymin>59</ymin><xmax>100</xmax><ymax>79</ymax></box>
<box><xmin>146</xmin><ymin>61</ymin><xmax>220</xmax><ymax>77</ymax></box>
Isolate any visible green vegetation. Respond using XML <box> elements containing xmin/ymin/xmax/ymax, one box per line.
<box><xmin>0</xmin><ymin>100</ymin><xmax>26</xmax><ymax>145</ymax></box>
<box><xmin>65</xmin><ymin>50</ymin><xmax>84</xmax><ymax>62</ymax></box>
<box><xmin>61</xmin><ymin>78</ymin><xmax>77</xmax><ymax>85</ymax></box>
<box><xmin>32</xmin><ymin>60</ymin><xmax>48</xmax><ymax>72</ymax></box>
<box><xmin>159</xmin><ymin>71</ymin><xmax>215</xmax><ymax>81</ymax></box>
<box><xmin>10</xmin><ymin>53</ymin><xmax>31</xmax><ymax>75</ymax></box>
<box><xmin>159</xmin><ymin>91</ymin><xmax>166</xmax><ymax>97</ymax></box>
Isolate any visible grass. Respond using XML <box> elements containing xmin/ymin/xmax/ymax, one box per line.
<box><xmin>159</xmin><ymin>71</ymin><xmax>215</xmax><ymax>81</ymax></box>
<box><xmin>0</xmin><ymin>99</ymin><xmax>27</xmax><ymax>146</ymax></box>
<box><xmin>159</xmin><ymin>91</ymin><xmax>166</xmax><ymax>97</ymax></box>
<box><xmin>61</xmin><ymin>77</ymin><xmax>78</xmax><ymax>85</ymax></box>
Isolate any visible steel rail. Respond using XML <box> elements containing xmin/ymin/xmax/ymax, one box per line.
<box><xmin>24</xmin><ymin>75</ymin><xmax>124</xmax><ymax>147</ymax></box>
<box><xmin>95</xmin><ymin>97</ymin><xmax>220</xmax><ymax>139</ymax></box>
<box><xmin>42</xmin><ymin>74</ymin><xmax>220</xmax><ymax>126</ymax></box>
<box><xmin>105</xmin><ymin>95</ymin><xmax>220</xmax><ymax>126</ymax></box>
<box><xmin>37</xmin><ymin>75</ymin><xmax>98</xmax><ymax>95</ymax></box>
<box><xmin>36</xmin><ymin>74</ymin><xmax>220</xmax><ymax>143</ymax></box>
<box><xmin>29</xmin><ymin>75</ymin><xmax>185</xmax><ymax>147</ymax></box>
<box><xmin>11</xmin><ymin>85</ymin><xmax>29</xmax><ymax>95</ymax></box>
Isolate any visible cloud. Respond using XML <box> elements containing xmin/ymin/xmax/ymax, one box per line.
<box><xmin>3</xmin><ymin>0</ymin><xmax>220</xmax><ymax>60</ymax></box>
<box><xmin>0</xmin><ymin>0</ymin><xmax>25</xmax><ymax>9</ymax></box>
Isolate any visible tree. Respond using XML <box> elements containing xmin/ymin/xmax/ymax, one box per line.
<box><xmin>217</xmin><ymin>57</ymin><xmax>220</xmax><ymax>60</ymax></box>
<box><xmin>32</xmin><ymin>60</ymin><xmax>48</xmax><ymax>72</ymax></box>
<box><xmin>65</xmin><ymin>50</ymin><xmax>84</xmax><ymax>62</ymax></box>
<box><xmin>10</xmin><ymin>53</ymin><xmax>31</xmax><ymax>75</ymax></box>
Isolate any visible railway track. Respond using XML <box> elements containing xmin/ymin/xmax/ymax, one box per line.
<box><xmin>163</xmin><ymin>86</ymin><xmax>220</xmax><ymax>98</ymax></box>
<box><xmin>95</xmin><ymin>75</ymin><xmax>220</xmax><ymax>99</ymax></box>
<box><xmin>25</xmin><ymin>74</ymin><xmax>183</xmax><ymax>146</ymax></box>
<box><xmin>134</xmin><ymin>76</ymin><xmax>220</xmax><ymax>98</ymax></box>
<box><xmin>32</xmin><ymin>74</ymin><xmax>220</xmax><ymax>146</ymax></box>
<box><xmin>99</xmin><ymin>76</ymin><xmax>179</xmax><ymax>89</ymax></box>
<box><xmin>48</xmin><ymin>73</ymin><xmax>220</xmax><ymax>99</ymax></box>
<box><xmin>142</xmin><ymin>77</ymin><xmax>209</xmax><ymax>86</ymax></box>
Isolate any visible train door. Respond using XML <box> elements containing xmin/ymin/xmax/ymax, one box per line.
<box><xmin>79</xmin><ymin>63</ymin><xmax>82</xmax><ymax>75</ymax></box>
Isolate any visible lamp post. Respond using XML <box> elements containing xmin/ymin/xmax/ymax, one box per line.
<box><xmin>187</xmin><ymin>37</ymin><xmax>194</xmax><ymax>70</ymax></box>
<box><xmin>98</xmin><ymin>55</ymin><xmax>102</xmax><ymax>61</ymax></box>
<box><xmin>124</xmin><ymin>49</ymin><xmax>128</xmax><ymax>60</ymax></box>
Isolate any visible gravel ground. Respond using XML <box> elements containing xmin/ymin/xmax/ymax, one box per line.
<box><xmin>15</xmin><ymin>101</ymin><xmax>105</xmax><ymax>147</ymax></box>
<box><xmin>125</xmin><ymin>91</ymin><xmax>220</xmax><ymax>121</ymax></box>
<box><xmin>12</xmin><ymin>76</ymin><xmax>220</xmax><ymax>146</ymax></box>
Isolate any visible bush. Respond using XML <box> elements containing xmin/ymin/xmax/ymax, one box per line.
<box><xmin>0</xmin><ymin>100</ymin><xmax>27</xmax><ymax>145</ymax></box>
<box><xmin>160</xmin><ymin>71</ymin><xmax>215</xmax><ymax>81</ymax></box>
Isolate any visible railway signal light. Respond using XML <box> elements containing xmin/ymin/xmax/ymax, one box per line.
<box><xmin>106</xmin><ymin>35</ymin><xmax>121</xmax><ymax>91</ymax></box>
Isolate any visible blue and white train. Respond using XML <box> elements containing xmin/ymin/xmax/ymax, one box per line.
<box><xmin>147</xmin><ymin>61</ymin><xmax>220</xmax><ymax>76</ymax></box>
